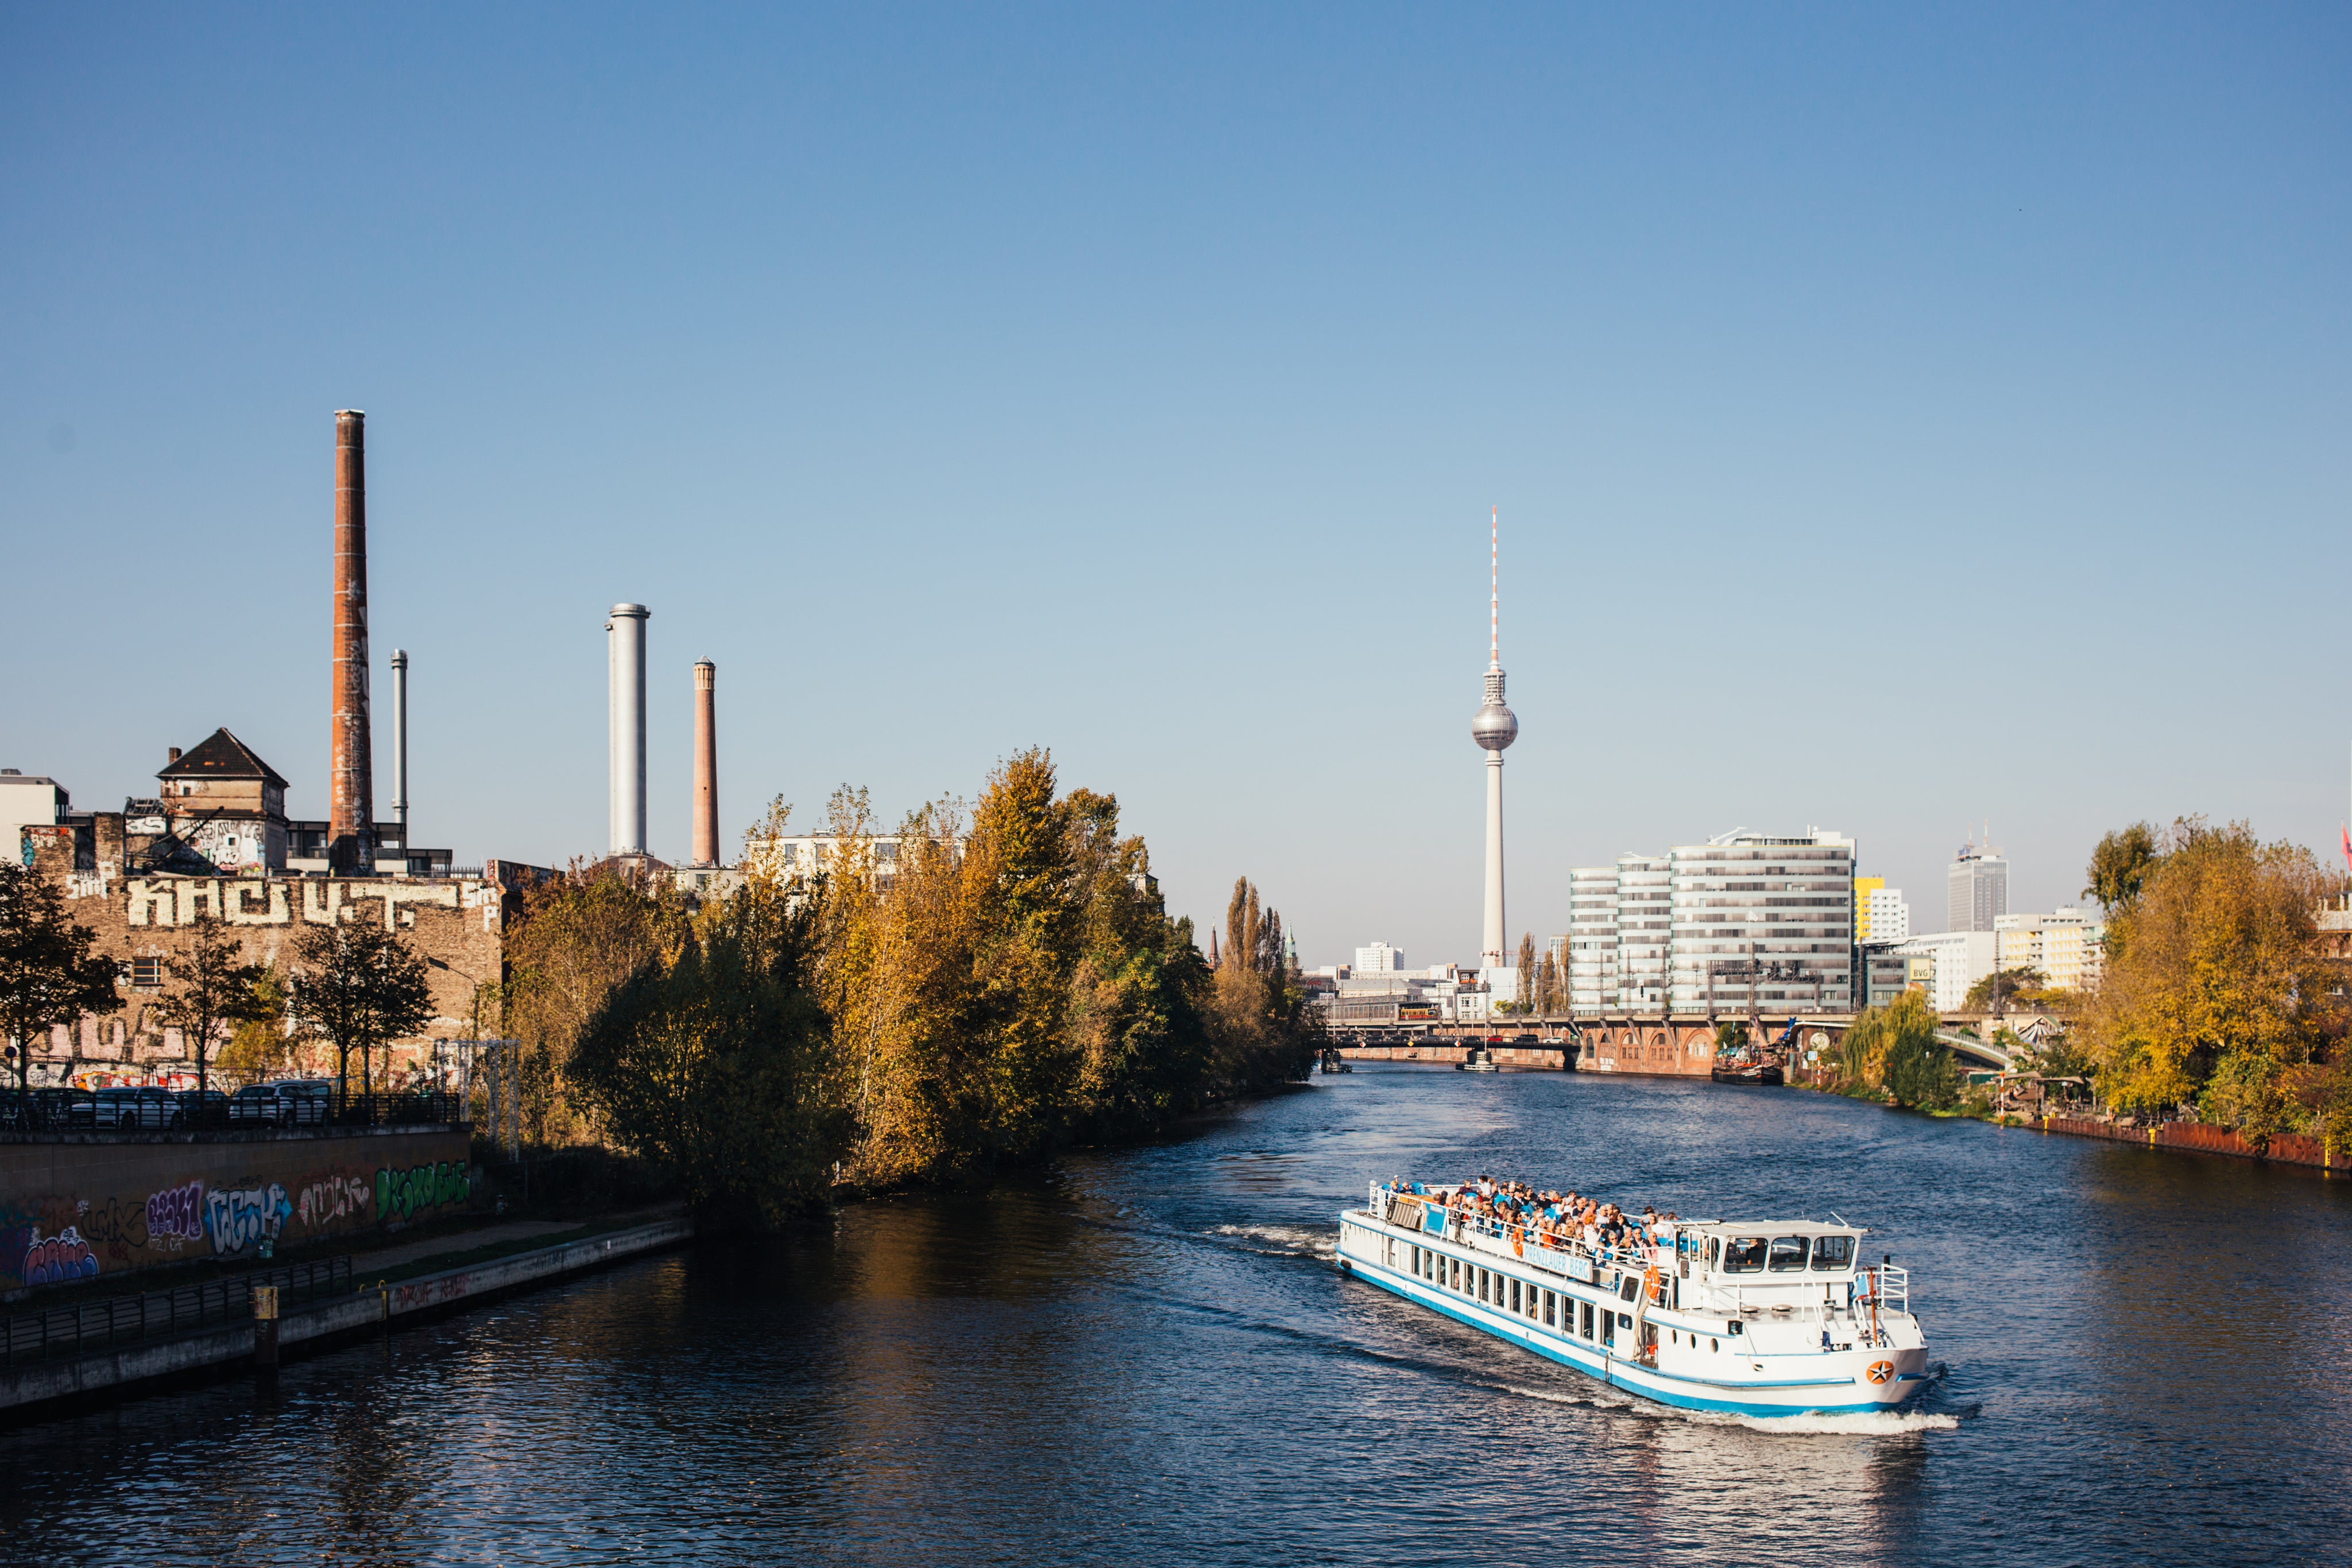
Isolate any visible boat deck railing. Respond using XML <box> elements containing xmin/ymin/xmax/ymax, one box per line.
<box><xmin>1363</xmin><ymin>1184</ymin><xmax>1914</xmax><ymax>1322</ymax></box>
<box><xmin>1367</xmin><ymin>1183</ymin><xmax>1657</xmax><ymax>1283</ymax></box>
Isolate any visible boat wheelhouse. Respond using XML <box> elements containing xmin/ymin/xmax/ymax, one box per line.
<box><xmin>1336</xmin><ymin>1183</ymin><xmax>1932</xmax><ymax>1416</ymax></box>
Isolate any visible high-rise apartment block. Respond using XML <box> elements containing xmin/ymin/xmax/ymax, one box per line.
<box><xmin>1566</xmin><ymin>830</ymin><xmax>1855</xmax><ymax>1015</ymax></box>
<box><xmin>1947</xmin><ymin>845</ymin><xmax>2008</xmax><ymax>932</ymax></box>
<box><xmin>1566</xmin><ymin>866</ymin><xmax>1619</xmax><ymax>1011</ymax></box>
<box><xmin>1995</xmin><ymin>909</ymin><xmax>2105</xmax><ymax>994</ymax></box>
<box><xmin>1355</xmin><ymin>942</ymin><xmax>1406</xmax><ymax>974</ymax></box>
<box><xmin>1860</xmin><ymin>884</ymin><xmax>1910</xmax><ymax>944</ymax></box>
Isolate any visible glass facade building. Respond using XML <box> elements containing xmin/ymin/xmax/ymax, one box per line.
<box><xmin>1566</xmin><ymin>831</ymin><xmax>1856</xmax><ymax>1015</ymax></box>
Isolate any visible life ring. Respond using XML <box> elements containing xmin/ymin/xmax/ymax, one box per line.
<box><xmin>1866</xmin><ymin>1360</ymin><xmax>1895</xmax><ymax>1384</ymax></box>
<box><xmin>1642</xmin><ymin>1264</ymin><xmax>1662</xmax><ymax>1304</ymax></box>
<box><xmin>1512</xmin><ymin>1226</ymin><xmax>1525</xmax><ymax>1257</ymax></box>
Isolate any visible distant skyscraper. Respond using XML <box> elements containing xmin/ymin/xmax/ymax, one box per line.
<box><xmin>1947</xmin><ymin>843</ymin><xmax>2009</xmax><ymax>932</ymax></box>
<box><xmin>1471</xmin><ymin>509</ymin><xmax>1518</xmax><ymax>970</ymax></box>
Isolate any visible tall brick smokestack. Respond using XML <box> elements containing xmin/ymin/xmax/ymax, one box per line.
<box><xmin>691</xmin><ymin>660</ymin><xmax>718</xmax><ymax>867</ymax></box>
<box><xmin>330</xmin><ymin>409</ymin><xmax>375</xmax><ymax>874</ymax></box>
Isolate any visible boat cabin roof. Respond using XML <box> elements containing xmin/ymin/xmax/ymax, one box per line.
<box><xmin>1679</xmin><ymin>1221</ymin><xmax>1867</xmax><ymax>1239</ymax></box>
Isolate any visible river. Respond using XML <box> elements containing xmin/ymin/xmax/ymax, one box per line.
<box><xmin>3</xmin><ymin>1066</ymin><xmax>2346</xmax><ymax>1566</ymax></box>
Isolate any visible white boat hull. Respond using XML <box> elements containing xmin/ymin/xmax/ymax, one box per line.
<box><xmin>1337</xmin><ymin>1211</ymin><xmax>1932</xmax><ymax>1418</ymax></box>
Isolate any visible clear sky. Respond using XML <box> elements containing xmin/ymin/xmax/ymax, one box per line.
<box><xmin>5</xmin><ymin>5</ymin><xmax>2348</xmax><ymax>967</ymax></box>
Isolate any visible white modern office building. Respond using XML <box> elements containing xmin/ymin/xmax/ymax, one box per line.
<box><xmin>1948</xmin><ymin>845</ymin><xmax>2009</xmax><ymax>933</ymax></box>
<box><xmin>1564</xmin><ymin>830</ymin><xmax>1856</xmax><ymax>1015</ymax></box>
<box><xmin>1566</xmin><ymin>866</ymin><xmax>1620</xmax><ymax>1011</ymax></box>
<box><xmin>1895</xmin><ymin>930</ymin><xmax>1999</xmax><ymax>1012</ymax></box>
<box><xmin>1355</xmin><ymin>942</ymin><xmax>1406</xmax><ymax>974</ymax></box>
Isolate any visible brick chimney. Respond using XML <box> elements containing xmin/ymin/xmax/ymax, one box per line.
<box><xmin>329</xmin><ymin>409</ymin><xmax>375</xmax><ymax>874</ymax></box>
<box><xmin>691</xmin><ymin>660</ymin><xmax>718</xmax><ymax>867</ymax></box>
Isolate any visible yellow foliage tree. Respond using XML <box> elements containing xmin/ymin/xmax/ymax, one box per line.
<box><xmin>2079</xmin><ymin>820</ymin><xmax>2343</xmax><ymax>1131</ymax></box>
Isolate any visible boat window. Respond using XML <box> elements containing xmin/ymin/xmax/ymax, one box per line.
<box><xmin>1449</xmin><ymin>1258</ymin><xmax>1460</xmax><ymax>1290</ymax></box>
<box><xmin>1711</xmin><ymin>1338</ymin><xmax>1719</xmax><ymax>1353</ymax></box>
<box><xmin>1544</xmin><ymin>1290</ymin><xmax>1556</xmax><ymax>1327</ymax></box>
<box><xmin>1478</xmin><ymin>1268</ymin><xmax>1489</xmax><ymax>1303</ymax></box>
<box><xmin>1581</xmin><ymin>1301</ymin><xmax>1594</xmax><ymax>1339</ymax></box>
<box><xmin>1509</xmin><ymin>1278</ymin><xmax>1521</xmax><ymax>1314</ymax></box>
<box><xmin>1722</xmin><ymin>1237</ymin><xmax>1767</xmax><ymax>1273</ymax></box>
<box><xmin>1768</xmin><ymin>1236</ymin><xmax>1811</xmax><ymax>1272</ymax></box>
<box><xmin>1811</xmin><ymin>1235</ymin><xmax>1855</xmax><ymax>1271</ymax></box>
<box><xmin>1707</xmin><ymin>1237</ymin><xmax>1720</xmax><ymax>1270</ymax></box>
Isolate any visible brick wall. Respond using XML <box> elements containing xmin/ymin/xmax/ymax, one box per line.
<box><xmin>32</xmin><ymin>870</ymin><xmax>516</xmax><ymax>1086</ymax></box>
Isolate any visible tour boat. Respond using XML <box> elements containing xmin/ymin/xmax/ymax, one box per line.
<box><xmin>1336</xmin><ymin>1182</ymin><xmax>1933</xmax><ymax>1416</ymax></box>
<box><xmin>1457</xmin><ymin>1043</ymin><xmax>1499</xmax><ymax>1073</ymax></box>
<box><xmin>1709</xmin><ymin>1051</ymin><xmax>1785</xmax><ymax>1087</ymax></box>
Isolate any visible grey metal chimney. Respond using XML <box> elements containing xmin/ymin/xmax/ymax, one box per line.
<box><xmin>606</xmin><ymin>605</ymin><xmax>649</xmax><ymax>856</ymax></box>
<box><xmin>389</xmin><ymin>648</ymin><xmax>409</xmax><ymax>829</ymax></box>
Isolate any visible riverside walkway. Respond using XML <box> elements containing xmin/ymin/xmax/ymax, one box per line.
<box><xmin>0</xmin><ymin>1205</ymin><xmax>692</xmax><ymax>1417</ymax></box>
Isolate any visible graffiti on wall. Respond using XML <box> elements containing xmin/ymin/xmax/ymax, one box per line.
<box><xmin>0</xmin><ymin>1133</ymin><xmax>471</xmax><ymax>1290</ymax></box>
<box><xmin>16</xmin><ymin>1227</ymin><xmax>101</xmax><ymax>1286</ymax></box>
<box><xmin>297</xmin><ymin>1173</ymin><xmax>372</xmax><ymax>1230</ymax></box>
<box><xmin>377</xmin><ymin>1161</ymin><xmax>469</xmax><ymax>1222</ymax></box>
<box><xmin>146</xmin><ymin>1181</ymin><xmax>207</xmax><ymax>1242</ymax></box>
<box><xmin>203</xmin><ymin>1184</ymin><xmax>292</xmax><ymax>1255</ymax></box>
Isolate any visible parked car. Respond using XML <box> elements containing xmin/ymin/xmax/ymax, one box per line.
<box><xmin>93</xmin><ymin>1086</ymin><xmax>184</xmax><ymax>1130</ymax></box>
<box><xmin>30</xmin><ymin>1087</ymin><xmax>97</xmax><ymax>1129</ymax></box>
<box><xmin>173</xmin><ymin>1087</ymin><xmax>231</xmax><ymax>1128</ymax></box>
<box><xmin>229</xmin><ymin>1079</ymin><xmax>332</xmax><ymax>1127</ymax></box>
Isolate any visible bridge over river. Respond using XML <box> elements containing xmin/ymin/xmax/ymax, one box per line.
<box><xmin>1330</xmin><ymin>1011</ymin><xmax>2056</xmax><ymax>1078</ymax></box>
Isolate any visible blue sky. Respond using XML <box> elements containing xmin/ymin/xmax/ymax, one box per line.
<box><xmin>5</xmin><ymin>5</ymin><xmax>2348</xmax><ymax>966</ymax></box>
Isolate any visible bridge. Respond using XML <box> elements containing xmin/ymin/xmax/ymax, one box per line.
<box><xmin>1325</xmin><ymin>1010</ymin><xmax>2056</xmax><ymax>1079</ymax></box>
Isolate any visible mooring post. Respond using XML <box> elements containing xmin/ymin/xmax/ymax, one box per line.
<box><xmin>253</xmin><ymin>1284</ymin><xmax>279</xmax><ymax>1370</ymax></box>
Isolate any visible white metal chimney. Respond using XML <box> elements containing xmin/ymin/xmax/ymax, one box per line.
<box><xmin>389</xmin><ymin>648</ymin><xmax>410</xmax><ymax>828</ymax></box>
<box><xmin>606</xmin><ymin>604</ymin><xmax>649</xmax><ymax>855</ymax></box>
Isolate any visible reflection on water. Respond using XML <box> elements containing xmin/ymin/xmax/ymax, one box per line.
<box><xmin>3</xmin><ymin>1067</ymin><xmax>2348</xmax><ymax>1566</ymax></box>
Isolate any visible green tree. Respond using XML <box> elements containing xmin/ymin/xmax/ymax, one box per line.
<box><xmin>2085</xmin><ymin>822</ymin><xmax>2161</xmax><ymax>918</ymax></box>
<box><xmin>1835</xmin><ymin>991</ymin><xmax>1949</xmax><ymax>1106</ymax></box>
<box><xmin>288</xmin><ymin>922</ymin><xmax>434</xmax><ymax>1100</ymax></box>
<box><xmin>0</xmin><ymin>862</ymin><xmax>121</xmax><ymax>1099</ymax></box>
<box><xmin>153</xmin><ymin>912</ymin><xmax>269</xmax><ymax>1099</ymax></box>
<box><xmin>1516</xmin><ymin>933</ymin><xmax>1537</xmax><ymax>1013</ymax></box>
<box><xmin>1963</xmin><ymin>967</ymin><xmax>2047</xmax><ymax>1014</ymax></box>
<box><xmin>570</xmin><ymin>882</ymin><xmax>837</xmax><ymax>1224</ymax></box>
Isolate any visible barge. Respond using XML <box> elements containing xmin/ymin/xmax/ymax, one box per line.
<box><xmin>1337</xmin><ymin>1182</ymin><xmax>1931</xmax><ymax>1416</ymax></box>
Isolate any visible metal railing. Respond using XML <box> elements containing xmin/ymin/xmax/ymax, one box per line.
<box><xmin>0</xmin><ymin>1256</ymin><xmax>352</xmax><ymax>1366</ymax></box>
<box><xmin>0</xmin><ymin>1090</ymin><xmax>466</xmax><ymax>1135</ymax></box>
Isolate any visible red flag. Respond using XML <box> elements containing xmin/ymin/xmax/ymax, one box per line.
<box><xmin>2342</xmin><ymin>822</ymin><xmax>2351</xmax><ymax>873</ymax></box>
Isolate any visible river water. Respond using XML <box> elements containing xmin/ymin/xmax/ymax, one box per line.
<box><xmin>5</xmin><ymin>1066</ymin><xmax>2347</xmax><ymax>1566</ymax></box>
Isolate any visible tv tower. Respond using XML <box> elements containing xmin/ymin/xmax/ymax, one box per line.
<box><xmin>1471</xmin><ymin>507</ymin><xmax>1518</xmax><ymax>971</ymax></box>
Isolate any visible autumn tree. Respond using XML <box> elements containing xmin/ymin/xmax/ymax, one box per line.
<box><xmin>1515</xmin><ymin>932</ymin><xmax>1537</xmax><ymax>1015</ymax></box>
<box><xmin>1963</xmin><ymin>966</ymin><xmax>2047</xmax><ymax>1015</ymax></box>
<box><xmin>288</xmin><ymin>922</ymin><xmax>434</xmax><ymax>1101</ymax></box>
<box><xmin>0</xmin><ymin>863</ymin><xmax>121</xmax><ymax>1100</ymax></box>
<box><xmin>153</xmin><ymin>912</ymin><xmax>268</xmax><ymax>1099</ymax></box>
<box><xmin>2079</xmin><ymin>819</ymin><xmax>2344</xmax><ymax>1130</ymax></box>
<box><xmin>504</xmin><ymin>862</ymin><xmax>691</xmax><ymax>1144</ymax></box>
<box><xmin>570</xmin><ymin>881</ymin><xmax>837</xmax><ymax>1224</ymax></box>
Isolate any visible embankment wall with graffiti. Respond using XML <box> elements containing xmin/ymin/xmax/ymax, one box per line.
<box><xmin>0</xmin><ymin>1129</ymin><xmax>473</xmax><ymax>1292</ymax></box>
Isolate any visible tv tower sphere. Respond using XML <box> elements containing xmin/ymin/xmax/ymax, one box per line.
<box><xmin>1472</xmin><ymin>671</ymin><xmax>1518</xmax><ymax>751</ymax></box>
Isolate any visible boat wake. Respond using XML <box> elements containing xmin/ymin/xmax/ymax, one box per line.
<box><xmin>1208</xmin><ymin>1224</ymin><xmax>1337</xmax><ymax>1260</ymax></box>
<box><xmin>1726</xmin><ymin>1408</ymin><xmax>1960</xmax><ymax>1435</ymax></box>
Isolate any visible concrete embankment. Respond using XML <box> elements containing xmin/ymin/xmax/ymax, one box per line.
<box><xmin>2033</xmin><ymin>1115</ymin><xmax>2341</xmax><ymax>1175</ymax></box>
<box><xmin>0</xmin><ymin>1214</ymin><xmax>693</xmax><ymax>1416</ymax></box>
